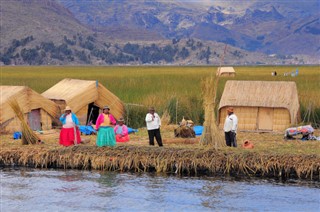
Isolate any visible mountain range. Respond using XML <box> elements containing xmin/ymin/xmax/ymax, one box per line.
<box><xmin>0</xmin><ymin>0</ymin><xmax>319</xmax><ymax>65</ymax></box>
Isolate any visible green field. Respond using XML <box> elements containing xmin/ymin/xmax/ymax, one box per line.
<box><xmin>1</xmin><ymin>66</ymin><xmax>319</xmax><ymax>127</ymax></box>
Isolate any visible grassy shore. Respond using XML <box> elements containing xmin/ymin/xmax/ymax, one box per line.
<box><xmin>1</xmin><ymin>65</ymin><xmax>319</xmax><ymax>127</ymax></box>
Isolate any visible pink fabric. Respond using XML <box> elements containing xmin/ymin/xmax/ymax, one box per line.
<box><xmin>114</xmin><ymin>125</ymin><xmax>129</xmax><ymax>142</ymax></box>
<box><xmin>96</xmin><ymin>113</ymin><xmax>116</xmax><ymax>130</ymax></box>
<box><xmin>116</xmin><ymin>134</ymin><xmax>130</xmax><ymax>142</ymax></box>
<box><xmin>114</xmin><ymin>125</ymin><xmax>129</xmax><ymax>136</ymax></box>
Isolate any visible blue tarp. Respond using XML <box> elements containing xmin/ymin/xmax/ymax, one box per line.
<box><xmin>128</xmin><ymin>127</ymin><xmax>138</xmax><ymax>134</ymax></box>
<box><xmin>193</xmin><ymin>126</ymin><xmax>203</xmax><ymax>136</ymax></box>
<box><xmin>79</xmin><ymin>126</ymin><xmax>96</xmax><ymax>135</ymax></box>
<box><xmin>13</xmin><ymin>132</ymin><xmax>22</xmax><ymax>139</ymax></box>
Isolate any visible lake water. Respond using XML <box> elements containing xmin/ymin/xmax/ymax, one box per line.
<box><xmin>1</xmin><ymin>168</ymin><xmax>319</xmax><ymax>212</ymax></box>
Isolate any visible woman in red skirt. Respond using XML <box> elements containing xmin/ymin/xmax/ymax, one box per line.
<box><xmin>59</xmin><ymin>106</ymin><xmax>81</xmax><ymax>146</ymax></box>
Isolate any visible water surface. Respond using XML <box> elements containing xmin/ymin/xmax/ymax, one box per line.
<box><xmin>1</xmin><ymin>168</ymin><xmax>319</xmax><ymax>211</ymax></box>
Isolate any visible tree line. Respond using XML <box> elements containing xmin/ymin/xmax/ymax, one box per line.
<box><xmin>0</xmin><ymin>34</ymin><xmax>215</xmax><ymax>65</ymax></box>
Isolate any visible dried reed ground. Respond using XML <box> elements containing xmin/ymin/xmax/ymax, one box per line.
<box><xmin>1</xmin><ymin>126</ymin><xmax>319</xmax><ymax>180</ymax></box>
<box><xmin>2</xmin><ymin>126</ymin><xmax>319</xmax><ymax>155</ymax></box>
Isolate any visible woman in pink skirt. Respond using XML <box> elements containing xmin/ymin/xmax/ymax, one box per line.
<box><xmin>59</xmin><ymin>106</ymin><xmax>81</xmax><ymax>147</ymax></box>
<box><xmin>114</xmin><ymin>117</ymin><xmax>130</xmax><ymax>142</ymax></box>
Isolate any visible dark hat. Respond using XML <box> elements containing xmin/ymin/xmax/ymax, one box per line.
<box><xmin>148</xmin><ymin>107</ymin><xmax>155</xmax><ymax>111</ymax></box>
<box><xmin>103</xmin><ymin>106</ymin><xmax>110</xmax><ymax>110</ymax></box>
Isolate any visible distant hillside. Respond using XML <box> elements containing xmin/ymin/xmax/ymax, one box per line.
<box><xmin>0</xmin><ymin>0</ymin><xmax>93</xmax><ymax>48</ymax></box>
<box><xmin>0</xmin><ymin>0</ymin><xmax>318</xmax><ymax>65</ymax></box>
<box><xmin>59</xmin><ymin>0</ymin><xmax>320</xmax><ymax>57</ymax></box>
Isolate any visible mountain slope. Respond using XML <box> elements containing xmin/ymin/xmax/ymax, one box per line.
<box><xmin>57</xmin><ymin>0</ymin><xmax>320</xmax><ymax>56</ymax></box>
<box><xmin>0</xmin><ymin>0</ymin><xmax>93</xmax><ymax>49</ymax></box>
<box><xmin>0</xmin><ymin>0</ymin><xmax>318</xmax><ymax>65</ymax></box>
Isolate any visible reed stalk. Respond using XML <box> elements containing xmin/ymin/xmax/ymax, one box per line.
<box><xmin>8</xmin><ymin>98</ymin><xmax>40</xmax><ymax>145</ymax></box>
<box><xmin>200</xmin><ymin>71</ymin><xmax>225</xmax><ymax>149</ymax></box>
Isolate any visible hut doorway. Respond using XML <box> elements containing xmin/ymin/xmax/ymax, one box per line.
<box><xmin>258</xmin><ymin>108</ymin><xmax>273</xmax><ymax>131</ymax></box>
<box><xmin>87</xmin><ymin>103</ymin><xmax>100</xmax><ymax>125</ymax></box>
<box><xmin>28</xmin><ymin>109</ymin><xmax>41</xmax><ymax>131</ymax></box>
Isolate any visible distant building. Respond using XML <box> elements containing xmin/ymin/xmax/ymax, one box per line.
<box><xmin>216</xmin><ymin>67</ymin><xmax>236</xmax><ymax>77</ymax></box>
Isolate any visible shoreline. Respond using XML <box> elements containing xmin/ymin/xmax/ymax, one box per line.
<box><xmin>1</xmin><ymin>145</ymin><xmax>319</xmax><ymax>181</ymax></box>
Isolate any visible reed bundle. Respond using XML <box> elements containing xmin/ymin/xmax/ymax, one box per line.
<box><xmin>200</xmin><ymin>74</ymin><xmax>225</xmax><ymax>148</ymax></box>
<box><xmin>8</xmin><ymin>98</ymin><xmax>40</xmax><ymax>145</ymax></box>
<box><xmin>161</xmin><ymin>110</ymin><xmax>171</xmax><ymax>126</ymax></box>
<box><xmin>0</xmin><ymin>145</ymin><xmax>319</xmax><ymax>181</ymax></box>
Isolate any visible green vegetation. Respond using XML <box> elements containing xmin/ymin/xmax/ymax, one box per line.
<box><xmin>1</xmin><ymin>66</ymin><xmax>319</xmax><ymax>128</ymax></box>
<box><xmin>0</xmin><ymin>35</ymin><xmax>211</xmax><ymax>65</ymax></box>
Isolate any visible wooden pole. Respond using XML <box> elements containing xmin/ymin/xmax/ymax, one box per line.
<box><xmin>176</xmin><ymin>100</ymin><xmax>178</xmax><ymax>125</ymax></box>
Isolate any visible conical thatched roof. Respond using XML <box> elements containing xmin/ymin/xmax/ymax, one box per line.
<box><xmin>219</xmin><ymin>81</ymin><xmax>300</xmax><ymax>123</ymax></box>
<box><xmin>0</xmin><ymin>86</ymin><xmax>59</xmax><ymax>124</ymax></box>
<box><xmin>42</xmin><ymin>78</ymin><xmax>124</xmax><ymax>119</ymax></box>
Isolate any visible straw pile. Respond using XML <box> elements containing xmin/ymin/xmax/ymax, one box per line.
<box><xmin>8</xmin><ymin>98</ymin><xmax>41</xmax><ymax>145</ymax></box>
<box><xmin>0</xmin><ymin>145</ymin><xmax>319</xmax><ymax>181</ymax></box>
<box><xmin>200</xmin><ymin>74</ymin><xmax>225</xmax><ymax>148</ymax></box>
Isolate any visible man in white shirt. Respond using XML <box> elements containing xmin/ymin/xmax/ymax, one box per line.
<box><xmin>223</xmin><ymin>107</ymin><xmax>238</xmax><ymax>147</ymax></box>
<box><xmin>145</xmin><ymin>107</ymin><xmax>163</xmax><ymax>146</ymax></box>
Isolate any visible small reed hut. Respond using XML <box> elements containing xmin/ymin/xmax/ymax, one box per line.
<box><xmin>42</xmin><ymin>78</ymin><xmax>124</xmax><ymax>125</ymax></box>
<box><xmin>216</xmin><ymin>67</ymin><xmax>236</xmax><ymax>77</ymax></box>
<box><xmin>0</xmin><ymin>86</ymin><xmax>59</xmax><ymax>133</ymax></box>
<box><xmin>218</xmin><ymin>81</ymin><xmax>300</xmax><ymax>132</ymax></box>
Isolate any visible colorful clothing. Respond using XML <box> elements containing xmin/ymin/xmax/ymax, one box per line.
<box><xmin>96</xmin><ymin>113</ymin><xmax>116</xmax><ymax>147</ymax></box>
<box><xmin>96</xmin><ymin>127</ymin><xmax>116</xmax><ymax>147</ymax></box>
<box><xmin>114</xmin><ymin>124</ymin><xmax>130</xmax><ymax>142</ymax></box>
<box><xmin>96</xmin><ymin>113</ymin><xmax>116</xmax><ymax>129</ymax></box>
<box><xmin>59</xmin><ymin>127</ymin><xmax>81</xmax><ymax>146</ymax></box>
<box><xmin>59</xmin><ymin>113</ymin><xmax>81</xmax><ymax>147</ymax></box>
<box><xmin>59</xmin><ymin>113</ymin><xmax>79</xmax><ymax>126</ymax></box>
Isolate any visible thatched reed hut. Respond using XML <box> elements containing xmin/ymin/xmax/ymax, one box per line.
<box><xmin>216</xmin><ymin>67</ymin><xmax>236</xmax><ymax>77</ymax></box>
<box><xmin>0</xmin><ymin>86</ymin><xmax>59</xmax><ymax>133</ymax></box>
<box><xmin>42</xmin><ymin>78</ymin><xmax>124</xmax><ymax>125</ymax></box>
<box><xmin>218</xmin><ymin>81</ymin><xmax>300</xmax><ymax>131</ymax></box>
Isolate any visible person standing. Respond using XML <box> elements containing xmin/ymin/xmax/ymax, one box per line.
<box><xmin>223</xmin><ymin>107</ymin><xmax>238</xmax><ymax>147</ymax></box>
<box><xmin>59</xmin><ymin>106</ymin><xmax>81</xmax><ymax>147</ymax></box>
<box><xmin>145</xmin><ymin>107</ymin><xmax>163</xmax><ymax>147</ymax></box>
<box><xmin>95</xmin><ymin>106</ymin><xmax>116</xmax><ymax>147</ymax></box>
